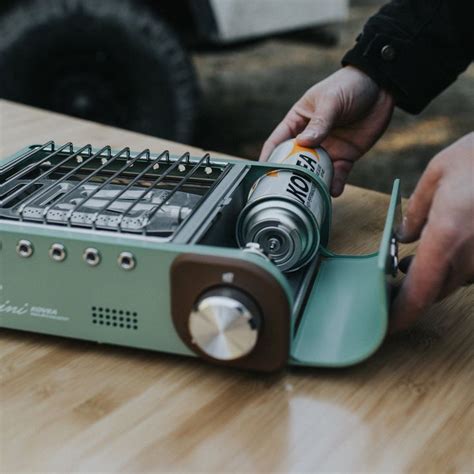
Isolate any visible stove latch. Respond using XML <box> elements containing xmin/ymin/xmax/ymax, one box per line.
<box><xmin>389</xmin><ymin>236</ymin><xmax>399</xmax><ymax>277</ymax></box>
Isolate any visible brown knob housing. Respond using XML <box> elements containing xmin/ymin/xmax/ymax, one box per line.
<box><xmin>170</xmin><ymin>253</ymin><xmax>290</xmax><ymax>372</ymax></box>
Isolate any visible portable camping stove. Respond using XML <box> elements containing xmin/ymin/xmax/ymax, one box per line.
<box><xmin>0</xmin><ymin>142</ymin><xmax>401</xmax><ymax>371</ymax></box>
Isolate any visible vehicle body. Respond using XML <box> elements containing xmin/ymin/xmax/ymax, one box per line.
<box><xmin>0</xmin><ymin>0</ymin><xmax>348</xmax><ymax>142</ymax></box>
<box><xmin>191</xmin><ymin>0</ymin><xmax>348</xmax><ymax>44</ymax></box>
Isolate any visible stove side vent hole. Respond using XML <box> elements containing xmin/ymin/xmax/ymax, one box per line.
<box><xmin>91</xmin><ymin>306</ymin><xmax>138</xmax><ymax>330</ymax></box>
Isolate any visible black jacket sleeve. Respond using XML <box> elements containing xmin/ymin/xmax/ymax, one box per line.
<box><xmin>341</xmin><ymin>0</ymin><xmax>474</xmax><ymax>114</ymax></box>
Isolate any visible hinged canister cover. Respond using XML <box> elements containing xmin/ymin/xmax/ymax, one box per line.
<box><xmin>290</xmin><ymin>180</ymin><xmax>402</xmax><ymax>367</ymax></box>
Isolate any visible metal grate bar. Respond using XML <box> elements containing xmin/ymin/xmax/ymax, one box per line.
<box><xmin>64</xmin><ymin>147</ymin><xmax>150</xmax><ymax>226</ymax></box>
<box><xmin>2</xmin><ymin>142</ymin><xmax>75</xmax><ymax>206</ymax></box>
<box><xmin>41</xmin><ymin>145</ymin><xmax>114</xmax><ymax>223</ymax></box>
<box><xmin>90</xmin><ymin>150</ymin><xmax>170</xmax><ymax>230</ymax></box>
<box><xmin>116</xmin><ymin>151</ymin><xmax>191</xmax><ymax>232</ymax></box>
<box><xmin>2</xmin><ymin>141</ymin><xmax>57</xmax><ymax>183</ymax></box>
<box><xmin>17</xmin><ymin>144</ymin><xmax>95</xmax><ymax>219</ymax></box>
<box><xmin>137</xmin><ymin>153</ymin><xmax>211</xmax><ymax>233</ymax></box>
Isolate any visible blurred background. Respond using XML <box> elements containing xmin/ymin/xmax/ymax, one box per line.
<box><xmin>195</xmin><ymin>0</ymin><xmax>473</xmax><ymax>196</ymax></box>
<box><xmin>0</xmin><ymin>0</ymin><xmax>472</xmax><ymax>197</ymax></box>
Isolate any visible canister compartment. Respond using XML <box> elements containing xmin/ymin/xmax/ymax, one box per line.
<box><xmin>193</xmin><ymin>159</ymin><xmax>331</xmax><ymax>267</ymax></box>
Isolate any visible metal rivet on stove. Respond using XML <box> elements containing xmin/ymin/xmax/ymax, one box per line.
<box><xmin>49</xmin><ymin>243</ymin><xmax>67</xmax><ymax>262</ymax></box>
<box><xmin>118</xmin><ymin>252</ymin><xmax>136</xmax><ymax>271</ymax></box>
<box><xmin>83</xmin><ymin>248</ymin><xmax>101</xmax><ymax>267</ymax></box>
<box><xmin>16</xmin><ymin>240</ymin><xmax>34</xmax><ymax>258</ymax></box>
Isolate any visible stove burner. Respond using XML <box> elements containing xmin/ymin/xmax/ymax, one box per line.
<box><xmin>5</xmin><ymin>179</ymin><xmax>198</xmax><ymax>234</ymax></box>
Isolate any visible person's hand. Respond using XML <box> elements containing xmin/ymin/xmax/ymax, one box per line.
<box><xmin>259</xmin><ymin>66</ymin><xmax>395</xmax><ymax>196</ymax></box>
<box><xmin>391</xmin><ymin>133</ymin><xmax>474</xmax><ymax>332</ymax></box>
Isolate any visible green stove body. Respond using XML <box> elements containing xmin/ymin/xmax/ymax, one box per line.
<box><xmin>0</xmin><ymin>142</ymin><xmax>401</xmax><ymax>371</ymax></box>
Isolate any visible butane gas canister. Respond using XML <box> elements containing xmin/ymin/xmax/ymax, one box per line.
<box><xmin>236</xmin><ymin>139</ymin><xmax>333</xmax><ymax>272</ymax></box>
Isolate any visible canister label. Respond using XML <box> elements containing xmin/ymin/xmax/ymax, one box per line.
<box><xmin>249</xmin><ymin>140</ymin><xmax>333</xmax><ymax>224</ymax></box>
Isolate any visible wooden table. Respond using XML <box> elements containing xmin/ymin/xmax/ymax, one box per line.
<box><xmin>1</xmin><ymin>100</ymin><xmax>473</xmax><ymax>473</ymax></box>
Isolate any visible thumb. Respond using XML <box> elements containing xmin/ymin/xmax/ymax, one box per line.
<box><xmin>296</xmin><ymin>96</ymin><xmax>339</xmax><ymax>147</ymax></box>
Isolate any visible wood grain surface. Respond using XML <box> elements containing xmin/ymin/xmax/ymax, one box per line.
<box><xmin>1</xmin><ymin>100</ymin><xmax>473</xmax><ymax>473</ymax></box>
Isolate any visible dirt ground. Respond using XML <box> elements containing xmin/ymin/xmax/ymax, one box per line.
<box><xmin>193</xmin><ymin>0</ymin><xmax>473</xmax><ymax>197</ymax></box>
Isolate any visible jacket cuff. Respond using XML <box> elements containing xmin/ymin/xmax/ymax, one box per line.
<box><xmin>342</xmin><ymin>27</ymin><xmax>460</xmax><ymax>114</ymax></box>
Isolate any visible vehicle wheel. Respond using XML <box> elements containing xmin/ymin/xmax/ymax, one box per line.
<box><xmin>0</xmin><ymin>0</ymin><xmax>198</xmax><ymax>142</ymax></box>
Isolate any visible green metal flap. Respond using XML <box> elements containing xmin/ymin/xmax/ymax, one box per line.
<box><xmin>290</xmin><ymin>180</ymin><xmax>402</xmax><ymax>367</ymax></box>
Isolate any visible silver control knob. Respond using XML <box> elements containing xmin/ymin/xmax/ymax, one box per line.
<box><xmin>189</xmin><ymin>288</ymin><xmax>261</xmax><ymax>361</ymax></box>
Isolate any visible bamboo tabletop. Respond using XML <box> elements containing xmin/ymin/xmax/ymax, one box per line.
<box><xmin>1</xmin><ymin>100</ymin><xmax>473</xmax><ymax>473</ymax></box>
